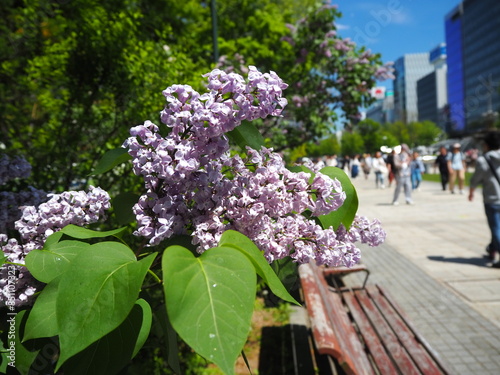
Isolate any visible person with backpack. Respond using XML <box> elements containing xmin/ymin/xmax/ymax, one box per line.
<box><xmin>469</xmin><ymin>132</ymin><xmax>500</xmax><ymax>266</ymax></box>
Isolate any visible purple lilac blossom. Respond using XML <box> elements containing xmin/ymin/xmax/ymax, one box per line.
<box><xmin>124</xmin><ymin>66</ymin><xmax>385</xmax><ymax>267</ymax></box>
<box><xmin>0</xmin><ymin>186</ymin><xmax>111</xmax><ymax>307</ymax></box>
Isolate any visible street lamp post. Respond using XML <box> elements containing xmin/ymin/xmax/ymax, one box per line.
<box><xmin>210</xmin><ymin>0</ymin><xmax>219</xmax><ymax>63</ymax></box>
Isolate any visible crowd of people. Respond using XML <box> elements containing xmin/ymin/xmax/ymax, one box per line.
<box><xmin>302</xmin><ymin>131</ymin><xmax>500</xmax><ymax>268</ymax></box>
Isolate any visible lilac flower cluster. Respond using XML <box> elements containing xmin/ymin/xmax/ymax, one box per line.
<box><xmin>15</xmin><ymin>186</ymin><xmax>111</xmax><ymax>250</ymax></box>
<box><xmin>125</xmin><ymin>67</ymin><xmax>385</xmax><ymax>267</ymax></box>
<box><xmin>0</xmin><ymin>186</ymin><xmax>111</xmax><ymax>307</ymax></box>
<box><xmin>336</xmin><ymin>216</ymin><xmax>386</xmax><ymax>248</ymax></box>
<box><xmin>0</xmin><ymin>154</ymin><xmax>32</xmax><ymax>185</ymax></box>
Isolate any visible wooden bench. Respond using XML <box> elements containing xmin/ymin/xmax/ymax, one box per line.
<box><xmin>298</xmin><ymin>262</ymin><xmax>452</xmax><ymax>375</ymax></box>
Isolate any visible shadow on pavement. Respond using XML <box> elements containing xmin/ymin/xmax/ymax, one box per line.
<box><xmin>428</xmin><ymin>255</ymin><xmax>490</xmax><ymax>267</ymax></box>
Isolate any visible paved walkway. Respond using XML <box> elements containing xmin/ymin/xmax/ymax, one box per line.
<box><xmin>343</xmin><ymin>174</ymin><xmax>500</xmax><ymax>374</ymax></box>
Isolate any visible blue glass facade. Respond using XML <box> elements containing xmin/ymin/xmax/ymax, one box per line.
<box><xmin>445</xmin><ymin>12</ymin><xmax>465</xmax><ymax>132</ymax></box>
<box><xmin>445</xmin><ymin>0</ymin><xmax>500</xmax><ymax>133</ymax></box>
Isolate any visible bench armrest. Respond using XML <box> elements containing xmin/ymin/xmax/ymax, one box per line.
<box><xmin>322</xmin><ymin>264</ymin><xmax>370</xmax><ymax>289</ymax></box>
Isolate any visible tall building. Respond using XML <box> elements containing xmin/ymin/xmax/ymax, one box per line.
<box><xmin>365</xmin><ymin>89</ymin><xmax>394</xmax><ymax>124</ymax></box>
<box><xmin>417</xmin><ymin>44</ymin><xmax>448</xmax><ymax>130</ymax></box>
<box><xmin>393</xmin><ymin>53</ymin><xmax>435</xmax><ymax>123</ymax></box>
<box><xmin>445</xmin><ymin>0</ymin><xmax>500</xmax><ymax>134</ymax></box>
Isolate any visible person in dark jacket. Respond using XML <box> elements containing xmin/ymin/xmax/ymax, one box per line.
<box><xmin>434</xmin><ymin>146</ymin><xmax>449</xmax><ymax>191</ymax></box>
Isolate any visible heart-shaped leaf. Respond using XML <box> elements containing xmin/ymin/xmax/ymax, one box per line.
<box><xmin>218</xmin><ymin>230</ymin><xmax>299</xmax><ymax>305</ymax></box>
<box><xmin>25</xmin><ymin>241</ymin><xmax>89</xmax><ymax>283</ymax></box>
<box><xmin>55</xmin><ymin>242</ymin><xmax>156</xmax><ymax>370</ymax></box>
<box><xmin>163</xmin><ymin>245</ymin><xmax>256</xmax><ymax>375</ymax></box>
<box><xmin>318</xmin><ymin>166</ymin><xmax>358</xmax><ymax>230</ymax></box>
<box><xmin>60</xmin><ymin>299</ymin><xmax>152</xmax><ymax>375</ymax></box>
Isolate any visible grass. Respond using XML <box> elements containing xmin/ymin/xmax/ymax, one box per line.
<box><xmin>422</xmin><ymin>172</ymin><xmax>473</xmax><ymax>186</ymax></box>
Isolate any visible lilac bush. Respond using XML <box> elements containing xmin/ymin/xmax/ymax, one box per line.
<box><xmin>1</xmin><ymin>66</ymin><xmax>386</xmax><ymax>375</ymax></box>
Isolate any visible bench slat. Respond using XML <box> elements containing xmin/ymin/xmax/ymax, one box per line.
<box><xmin>367</xmin><ymin>286</ymin><xmax>445</xmax><ymax>374</ymax></box>
<box><xmin>342</xmin><ymin>291</ymin><xmax>399</xmax><ymax>375</ymax></box>
<box><xmin>300</xmin><ymin>263</ymin><xmax>374</xmax><ymax>375</ymax></box>
<box><xmin>377</xmin><ymin>285</ymin><xmax>450</xmax><ymax>374</ymax></box>
<box><xmin>354</xmin><ymin>288</ymin><xmax>422</xmax><ymax>375</ymax></box>
<box><xmin>298</xmin><ymin>264</ymin><xmax>343</xmax><ymax>359</ymax></box>
<box><xmin>319</xmin><ymin>278</ymin><xmax>374</xmax><ymax>375</ymax></box>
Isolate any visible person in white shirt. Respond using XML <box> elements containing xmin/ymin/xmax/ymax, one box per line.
<box><xmin>372</xmin><ymin>151</ymin><xmax>388</xmax><ymax>189</ymax></box>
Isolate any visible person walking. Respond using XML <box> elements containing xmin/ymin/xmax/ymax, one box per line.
<box><xmin>372</xmin><ymin>151</ymin><xmax>388</xmax><ymax>189</ymax></box>
<box><xmin>392</xmin><ymin>144</ymin><xmax>414</xmax><ymax>205</ymax></box>
<box><xmin>362</xmin><ymin>153</ymin><xmax>372</xmax><ymax>180</ymax></box>
<box><xmin>351</xmin><ymin>155</ymin><xmax>361</xmax><ymax>178</ymax></box>
<box><xmin>410</xmin><ymin>151</ymin><xmax>425</xmax><ymax>190</ymax></box>
<box><xmin>448</xmin><ymin>143</ymin><xmax>466</xmax><ymax>194</ymax></box>
<box><xmin>386</xmin><ymin>149</ymin><xmax>396</xmax><ymax>188</ymax></box>
<box><xmin>434</xmin><ymin>146</ymin><xmax>449</xmax><ymax>191</ymax></box>
<box><xmin>469</xmin><ymin>132</ymin><xmax>500</xmax><ymax>266</ymax></box>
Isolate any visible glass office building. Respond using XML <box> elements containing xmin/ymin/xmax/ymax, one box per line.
<box><xmin>445</xmin><ymin>0</ymin><xmax>500</xmax><ymax>133</ymax></box>
<box><xmin>393</xmin><ymin>53</ymin><xmax>434</xmax><ymax>123</ymax></box>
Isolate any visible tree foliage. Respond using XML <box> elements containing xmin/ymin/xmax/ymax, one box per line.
<box><xmin>1</xmin><ymin>0</ymin><xmax>211</xmax><ymax>193</ymax></box>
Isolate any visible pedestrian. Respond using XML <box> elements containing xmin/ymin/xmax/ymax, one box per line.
<box><xmin>386</xmin><ymin>149</ymin><xmax>396</xmax><ymax>187</ymax></box>
<box><xmin>468</xmin><ymin>132</ymin><xmax>500</xmax><ymax>266</ymax></box>
<box><xmin>447</xmin><ymin>143</ymin><xmax>466</xmax><ymax>194</ymax></box>
<box><xmin>392</xmin><ymin>144</ymin><xmax>414</xmax><ymax>205</ymax></box>
<box><xmin>434</xmin><ymin>146</ymin><xmax>449</xmax><ymax>191</ymax></box>
<box><xmin>362</xmin><ymin>153</ymin><xmax>372</xmax><ymax>180</ymax></box>
<box><xmin>340</xmin><ymin>155</ymin><xmax>351</xmax><ymax>174</ymax></box>
<box><xmin>372</xmin><ymin>151</ymin><xmax>388</xmax><ymax>189</ymax></box>
<box><xmin>351</xmin><ymin>155</ymin><xmax>360</xmax><ymax>178</ymax></box>
<box><xmin>410</xmin><ymin>151</ymin><xmax>425</xmax><ymax>190</ymax></box>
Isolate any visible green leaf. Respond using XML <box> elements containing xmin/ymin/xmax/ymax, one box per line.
<box><xmin>59</xmin><ymin>224</ymin><xmax>127</xmax><ymax>239</ymax></box>
<box><xmin>24</xmin><ymin>278</ymin><xmax>60</xmax><ymax>340</ymax></box>
<box><xmin>61</xmin><ymin>299</ymin><xmax>152</xmax><ymax>375</ymax></box>
<box><xmin>25</xmin><ymin>241</ymin><xmax>89</xmax><ymax>283</ymax></box>
<box><xmin>318</xmin><ymin>166</ymin><xmax>359</xmax><ymax>230</ymax></box>
<box><xmin>7</xmin><ymin>310</ymin><xmax>39</xmax><ymax>375</ymax></box>
<box><xmin>227</xmin><ymin>121</ymin><xmax>264</xmax><ymax>151</ymax></box>
<box><xmin>270</xmin><ymin>256</ymin><xmax>299</xmax><ymax>293</ymax></box>
<box><xmin>219</xmin><ymin>230</ymin><xmax>299</xmax><ymax>305</ymax></box>
<box><xmin>55</xmin><ymin>243</ymin><xmax>156</xmax><ymax>370</ymax></box>
<box><xmin>43</xmin><ymin>231</ymin><xmax>64</xmax><ymax>249</ymax></box>
<box><xmin>163</xmin><ymin>245</ymin><xmax>256</xmax><ymax>375</ymax></box>
<box><xmin>112</xmin><ymin>192</ymin><xmax>140</xmax><ymax>225</ymax></box>
<box><xmin>91</xmin><ymin>147</ymin><xmax>132</xmax><ymax>175</ymax></box>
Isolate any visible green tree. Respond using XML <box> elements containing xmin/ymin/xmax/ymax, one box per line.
<box><xmin>1</xmin><ymin>0</ymin><xmax>211</xmax><ymax>193</ymax></box>
<box><xmin>214</xmin><ymin>1</ymin><xmax>392</xmax><ymax>151</ymax></box>
<box><xmin>341</xmin><ymin>131</ymin><xmax>364</xmax><ymax>156</ymax></box>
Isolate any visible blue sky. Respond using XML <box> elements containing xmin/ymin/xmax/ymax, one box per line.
<box><xmin>332</xmin><ymin>0</ymin><xmax>460</xmax><ymax>89</ymax></box>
